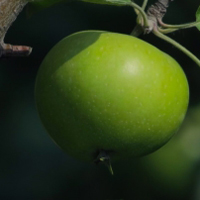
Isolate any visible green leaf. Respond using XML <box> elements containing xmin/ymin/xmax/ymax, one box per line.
<box><xmin>82</xmin><ymin>0</ymin><xmax>131</xmax><ymax>5</ymax></box>
<box><xmin>27</xmin><ymin>0</ymin><xmax>131</xmax><ymax>17</ymax></box>
<box><xmin>195</xmin><ymin>5</ymin><xmax>200</xmax><ymax>30</ymax></box>
<box><xmin>27</xmin><ymin>0</ymin><xmax>71</xmax><ymax>17</ymax></box>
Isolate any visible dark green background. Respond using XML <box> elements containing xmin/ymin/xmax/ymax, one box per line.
<box><xmin>1</xmin><ymin>0</ymin><xmax>200</xmax><ymax>199</ymax></box>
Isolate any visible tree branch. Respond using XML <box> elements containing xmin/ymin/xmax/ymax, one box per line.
<box><xmin>144</xmin><ymin>0</ymin><xmax>173</xmax><ymax>33</ymax></box>
<box><xmin>131</xmin><ymin>0</ymin><xmax>174</xmax><ymax>36</ymax></box>
<box><xmin>0</xmin><ymin>0</ymin><xmax>32</xmax><ymax>57</ymax></box>
<box><xmin>147</xmin><ymin>0</ymin><xmax>173</xmax><ymax>21</ymax></box>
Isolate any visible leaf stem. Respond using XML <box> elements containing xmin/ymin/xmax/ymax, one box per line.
<box><xmin>128</xmin><ymin>1</ymin><xmax>149</xmax><ymax>28</ymax></box>
<box><xmin>158</xmin><ymin>19</ymin><xmax>200</xmax><ymax>29</ymax></box>
<box><xmin>158</xmin><ymin>27</ymin><xmax>178</xmax><ymax>34</ymax></box>
<box><xmin>142</xmin><ymin>0</ymin><xmax>148</xmax><ymax>10</ymax></box>
<box><xmin>153</xmin><ymin>29</ymin><xmax>200</xmax><ymax>67</ymax></box>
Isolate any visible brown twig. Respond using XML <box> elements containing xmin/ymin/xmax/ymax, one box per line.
<box><xmin>145</xmin><ymin>0</ymin><xmax>173</xmax><ymax>33</ymax></box>
<box><xmin>147</xmin><ymin>0</ymin><xmax>173</xmax><ymax>22</ymax></box>
<box><xmin>131</xmin><ymin>0</ymin><xmax>173</xmax><ymax>36</ymax></box>
<box><xmin>0</xmin><ymin>0</ymin><xmax>32</xmax><ymax>57</ymax></box>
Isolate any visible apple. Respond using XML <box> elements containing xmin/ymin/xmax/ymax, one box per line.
<box><xmin>35</xmin><ymin>30</ymin><xmax>189</xmax><ymax>164</ymax></box>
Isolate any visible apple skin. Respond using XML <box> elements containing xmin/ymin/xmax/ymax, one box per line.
<box><xmin>35</xmin><ymin>31</ymin><xmax>189</xmax><ymax>162</ymax></box>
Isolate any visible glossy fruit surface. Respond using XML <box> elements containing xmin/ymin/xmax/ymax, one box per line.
<box><xmin>35</xmin><ymin>31</ymin><xmax>189</xmax><ymax>162</ymax></box>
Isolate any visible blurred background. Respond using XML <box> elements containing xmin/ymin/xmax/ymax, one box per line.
<box><xmin>1</xmin><ymin>0</ymin><xmax>200</xmax><ymax>199</ymax></box>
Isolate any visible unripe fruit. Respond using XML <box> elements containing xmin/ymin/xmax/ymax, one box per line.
<box><xmin>35</xmin><ymin>31</ymin><xmax>189</xmax><ymax>165</ymax></box>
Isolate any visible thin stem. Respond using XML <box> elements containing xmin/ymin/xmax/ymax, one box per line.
<box><xmin>158</xmin><ymin>27</ymin><xmax>178</xmax><ymax>34</ymax></box>
<box><xmin>158</xmin><ymin>19</ymin><xmax>200</xmax><ymax>29</ymax></box>
<box><xmin>94</xmin><ymin>150</ymin><xmax>114</xmax><ymax>175</ymax></box>
<box><xmin>153</xmin><ymin>29</ymin><xmax>200</xmax><ymax>67</ymax></box>
<box><xmin>157</xmin><ymin>20</ymin><xmax>200</xmax><ymax>34</ymax></box>
<box><xmin>142</xmin><ymin>0</ymin><xmax>148</xmax><ymax>10</ymax></box>
<box><xmin>99</xmin><ymin>156</ymin><xmax>114</xmax><ymax>175</ymax></box>
<box><xmin>129</xmin><ymin>1</ymin><xmax>149</xmax><ymax>28</ymax></box>
<box><xmin>159</xmin><ymin>21</ymin><xmax>200</xmax><ymax>33</ymax></box>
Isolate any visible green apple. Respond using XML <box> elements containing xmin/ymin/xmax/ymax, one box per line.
<box><xmin>35</xmin><ymin>30</ymin><xmax>189</xmax><ymax>165</ymax></box>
